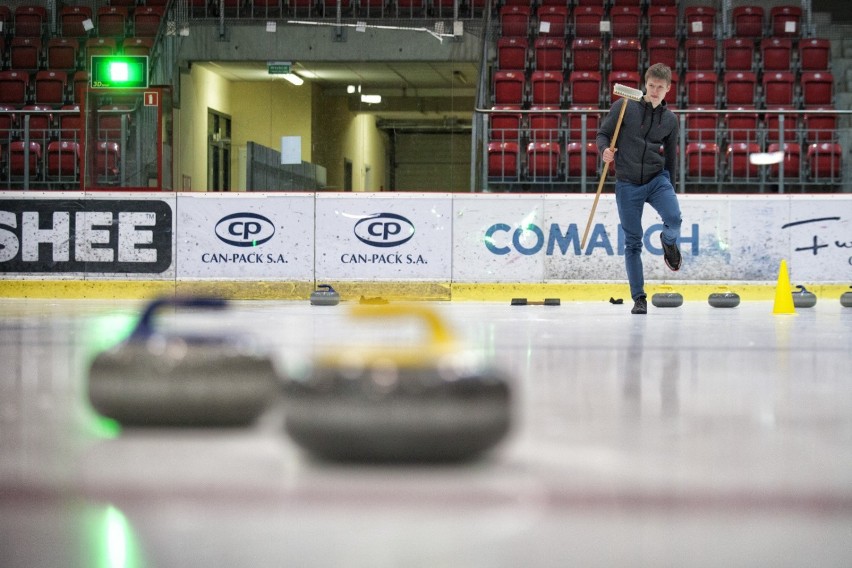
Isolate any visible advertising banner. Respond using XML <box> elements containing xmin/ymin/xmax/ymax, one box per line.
<box><xmin>174</xmin><ymin>193</ymin><xmax>314</xmax><ymax>280</ymax></box>
<box><xmin>315</xmin><ymin>193</ymin><xmax>453</xmax><ymax>281</ymax></box>
<box><xmin>0</xmin><ymin>191</ymin><xmax>175</xmax><ymax>279</ymax></box>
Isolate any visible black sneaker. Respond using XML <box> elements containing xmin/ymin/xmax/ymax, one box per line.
<box><xmin>661</xmin><ymin>235</ymin><xmax>682</xmax><ymax>271</ymax></box>
<box><xmin>631</xmin><ymin>296</ymin><xmax>647</xmax><ymax>315</ymax></box>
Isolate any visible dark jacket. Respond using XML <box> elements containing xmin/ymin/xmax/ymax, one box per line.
<box><xmin>596</xmin><ymin>97</ymin><xmax>678</xmax><ymax>185</ymax></box>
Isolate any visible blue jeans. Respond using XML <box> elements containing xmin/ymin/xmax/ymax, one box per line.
<box><xmin>615</xmin><ymin>171</ymin><xmax>682</xmax><ymax>301</ymax></box>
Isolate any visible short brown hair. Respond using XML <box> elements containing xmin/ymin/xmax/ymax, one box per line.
<box><xmin>646</xmin><ymin>63</ymin><xmax>672</xmax><ymax>86</ymax></box>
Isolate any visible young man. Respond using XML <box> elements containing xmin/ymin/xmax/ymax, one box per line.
<box><xmin>596</xmin><ymin>62</ymin><xmax>683</xmax><ymax>315</ymax></box>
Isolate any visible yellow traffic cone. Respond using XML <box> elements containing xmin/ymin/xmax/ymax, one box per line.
<box><xmin>772</xmin><ymin>259</ymin><xmax>796</xmax><ymax>315</ymax></box>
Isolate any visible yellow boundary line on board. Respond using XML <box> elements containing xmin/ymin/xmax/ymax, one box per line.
<box><xmin>1</xmin><ymin>280</ymin><xmax>849</xmax><ymax>302</ymax></box>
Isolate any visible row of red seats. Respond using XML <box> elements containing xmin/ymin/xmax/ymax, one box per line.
<box><xmin>497</xmin><ymin>36</ymin><xmax>832</xmax><ymax>76</ymax></box>
<box><xmin>0</xmin><ymin>139</ymin><xmax>120</xmax><ymax>185</ymax></box>
<box><xmin>492</xmin><ymin>68</ymin><xmax>835</xmax><ymax>110</ymax></box>
<box><xmin>499</xmin><ymin>4</ymin><xmax>804</xmax><ymax>40</ymax></box>
<box><xmin>1</xmin><ymin>36</ymin><xmax>153</xmax><ymax>73</ymax></box>
<box><xmin>0</xmin><ymin>5</ymin><xmax>164</xmax><ymax>40</ymax></box>
<box><xmin>487</xmin><ymin>140</ymin><xmax>843</xmax><ymax>184</ymax></box>
<box><xmin>1</xmin><ymin>103</ymin><xmax>132</xmax><ymax>151</ymax></box>
<box><xmin>0</xmin><ymin>69</ymin><xmax>89</xmax><ymax>107</ymax></box>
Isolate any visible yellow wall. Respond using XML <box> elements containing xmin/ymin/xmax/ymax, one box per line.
<box><xmin>178</xmin><ymin>67</ymin><xmax>390</xmax><ymax>192</ymax></box>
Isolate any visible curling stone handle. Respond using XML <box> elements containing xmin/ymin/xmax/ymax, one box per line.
<box><xmin>130</xmin><ymin>297</ymin><xmax>228</xmax><ymax>340</ymax></box>
<box><xmin>349</xmin><ymin>304</ymin><xmax>455</xmax><ymax>345</ymax></box>
<box><xmin>317</xmin><ymin>284</ymin><xmax>336</xmax><ymax>293</ymax></box>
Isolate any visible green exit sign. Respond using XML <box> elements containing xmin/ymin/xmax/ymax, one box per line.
<box><xmin>268</xmin><ymin>62</ymin><xmax>291</xmax><ymax>75</ymax></box>
<box><xmin>90</xmin><ymin>56</ymin><xmax>149</xmax><ymax>89</ymax></box>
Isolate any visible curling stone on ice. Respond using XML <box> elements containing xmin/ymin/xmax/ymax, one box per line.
<box><xmin>651</xmin><ymin>287</ymin><xmax>683</xmax><ymax>308</ymax></box>
<box><xmin>792</xmin><ymin>285</ymin><xmax>817</xmax><ymax>308</ymax></box>
<box><xmin>310</xmin><ymin>284</ymin><xmax>340</xmax><ymax>306</ymax></box>
<box><xmin>280</xmin><ymin>304</ymin><xmax>512</xmax><ymax>463</ymax></box>
<box><xmin>708</xmin><ymin>289</ymin><xmax>740</xmax><ymax>308</ymax></box>
<box><xmin>841</xmin><ymin>286</ymin><xmax>852</xmax><ymax>308</ymax></box>
<box><xmin>88</xmin><ymin>297</ymin><xmax>279</xmax><ymax>427</ymax></box>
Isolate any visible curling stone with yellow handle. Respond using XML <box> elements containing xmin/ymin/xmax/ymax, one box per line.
<box><xmin>281</xmin><ymin>304</ymin><xmax>512</xmax><ymax>463</ymax></box>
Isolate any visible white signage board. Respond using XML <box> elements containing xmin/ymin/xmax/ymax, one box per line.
<box><xmin>174</xmin><ymin>193</ymin><xmax>314</xmax><ymax>280</ymax></box>
<box><xmin>315</xmin><ymin>193</ymin><xmax>453</xmax><ymax>281</ymax></box>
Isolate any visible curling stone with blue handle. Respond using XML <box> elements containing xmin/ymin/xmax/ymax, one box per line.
<box><xmin>708</xmin><ymin>290</ymin><xmax>740</xmax><ymax>308</ymax></box>
<box><xmin>281</xmin><ymin>304</ymin><xmax>512</xmax><ymax>463</ymax></box>
<box><xmin>88</xmin><ymin>297</ymin><xmax>279</xmax><ymax>427</ymax></box>
<box><xmin>792</xmin><ymin>285</ymin><xmax>817</xmax><ymax>308</ymax></box>
<box><xmin>310</xmin><ymin>284</ymin><xmax>340</xmax><ymax>306</ymax></box>
<box><xmin>841</xmin><ymin>286</ymin><xmax>852</xmax><ymax>308</ymax></box>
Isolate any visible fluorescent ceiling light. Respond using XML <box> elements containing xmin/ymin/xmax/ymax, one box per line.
<box><xmin>282</xmin><ymin>73</ymin><xmax>304</xmax><ymax>86</ymax></box>
<box><xmin>360</xmin><ymin>94</ymin><xmax>381</xmax><ymax>104</ymax></box>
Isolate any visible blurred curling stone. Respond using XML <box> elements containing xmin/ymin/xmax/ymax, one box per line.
<box><xmin>88</xmin><ymin>297</ymin><xmax>279</xmax><ymax>427</ymax></box>
<box><xmin>280</xmin><ymin>304</ymin><xmax>512</xmax><ymax>463</ymax></box>
<box><xmin>792</xmin><ymin>285</ymin><xmax>817</xmax><ymax>308</ymax></box>
<box><xmin>651</xmin><ymin>287</ymin><xmax>683</xmax><ymax>308</ymax></box>
<box><xmin>841</xmin><ymin>286</ymin><xmax>852</xmax><ymax>308</ymax></box>
<box><xmin>708</xmin><ymin>289</ymin><xmax>740</xmax><ymax>308</ymax></box>
<box><xmin>310</xmin><ymin>284</ymin><xmax>340</xmax><ymax>306</ymax></box>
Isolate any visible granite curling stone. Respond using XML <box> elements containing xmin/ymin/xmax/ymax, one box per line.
<box><xmin>841</xmin><ymin>286</ymin><xmax>852</xmax><ymax>308</ymax></box>
<box><xmin>792</xmin><ymin>285</ymin><xmax>817</xmax><ymax>308</ymax></box>
<box><xmin>708</xmin><ymin>290</ymin><xmax>741</xmax><ymax>308</ymax></box>
<box><xmin>310</xmin><ymin>284</ymin><xmax>341</xmax><ymax>306</ymax></box>
<box><xmin>651</xmin><ymin>291</ymin><xmax>684</xmax><ymax>308</ymax></box>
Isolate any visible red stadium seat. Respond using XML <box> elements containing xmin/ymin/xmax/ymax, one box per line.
<box><xmin>723</xmin><ymin>106</ymin><xmax>759</xmax><ymax>144</ymax></box>
<box><xmin>566</xmin><ymin>106</ymin><xmax>599</xmax><ymax>142</ymax></box>
<box><xmin>571</xmin><ymin>38</ymin><xmax>602</xmax><ymax>72</ymax></box>
<box><xmin>568</xmin><ymin>71</ymin><xmax>601</xmax><ymax>106</ymax></box>
<box><xmin>86</xmin><ymin>37</ymin><xmax>118</xmax><ymax>59</ymax></box>
<box><xmin>489</xmin><ymin>106</ymin><xmax>523</xmax><ymax>142</ymax></box>
<box><xmin>528</xmin><ymin>105</ymin><xmax>561</xmax><ymax>142</ymax></box>
<box><xmin>94</xmin><ymin>141</ymin><xmax>121</xmax><ymax>184</ymax></box>
<box><xmin>493</xmin><ymin>70</ymin><xmax>525</xmax><ymax>106</ymax></box>
<box><xmin>764</xmin><ymin>106</ymin><xmax>798</xmax><ymax>144</ymax></box>
<box><xmin>34</xmin><ymin>70</ymin><xmax>68</xmax><ymax>106</ymax></box>
<box><xmin>723</xmin><ymin>71</ymin><xmax>757</xmax><ymax>107</ymax></box>
<box><xmin>97</xmin><ymin>6</ymin><xmax>129</xmax><ymax>37</ymax></box>
<box><xmin>610</xmin><ymin>6</ymin><xmax>641</xmax><ymax>38</ymax></box>
<box><xmin>685</xmin><ymin>107</ymin><xmax>717</xmax><ymax>143</ymax></box>
<box><xmin>46</xmin><ymin>140</ymin><xmax>81</xmax><ymax>182</ymax></box>
<box><xmin>497</xmin><ymin>37</ymin><xmax>528</xmax><ymax>71</ymax></box>
<box><xmin>9</xmin><ymin>37</ymin><xmax>42</xmax><ymax>71</ymax></box>
<box><xmin>725</xmin><ymin>142</ymin><xmax>760</xmax><ymax>179</ymax></box>
<box><xmin>686</xmin><ymin>142</ymin><xmax>719</xmax><ymax>179</ymax></box>
<box><xmin>526</xmin><ymin>141</ymin><xmax>561</xmax><ymax>180</ymax></box>
<box><xmin>134</xmin><ymin>6</ymin><xmax>165</xmax><ymax>37</ymax></box>
<box><xmin>533</xmin><ymin>37</ymin><xmax>565</xmax><ymax>72</ymax></box>
<box><xmin>58</xmin><ymin>104</ymin><xmax>82</xmax><ymax>143</ymax></box>
<box><xmin>800</xmin><ymin>71</ymin><xmax>834</xmax><ymax>107</ymax></box>
<box><xmin>722</xmin><ymin>38</ymin><xmax>754</xmax><ymax>72</ymax></box>
<box><xmin>647</xmin><ymin>6</ymin><xmax>678</xmax><ymax>38</ymax></box>
<box><xmin>798</xmin><ymin>38</ymin><xmax>831</xmax><ymax>71</ymax></box>
<box><xmin>732</xmin><ymin>6</ymin><xmax>764</xmax><ymax>39</ymax></box>
<box><xmin>0</xmin><ymin>71</ymin><xmax>30</xmax><ymax>106</ymax></box>
<box><xmin>9</xmin><ymin>140</ymin><xmax>42</xmax><ymax>179</ymax></box>
<box><xmin>98</xmin><ymin>104</ymin><xmax>133</xmax><ymax>141</ymax></box>
<box><xmin>0</xmin><ymin>105</ymin><xmax>18</xmax><ymax>143</ymax></box>
<box><xmin>530</xmin><ymin>71</ymin><xmax>563</xmax><ymax>106</ymax></box>
<box><xmin>685</xmin><ymin>39</ymin><xmax>717</xmax><ymax>72</ymax></box>
<box><xmin>762</xmin><ymin>72</ymin><xmax>796</xmax><ymax>107</ymax></box>
<box><xmin>684</xmin><ymin>6</ymin><xmax>716</xmax><ymax>39</ymax></box>
<box><xmin>806</xmin><ymin>142</ymin><xmax>842</xmax><ymax>181</ymax></box>
<box><xmin>609</xmin><ymin>38</ymin><xmax>641</xmax><ymax>72</ymax></box>
<box><xmin>499</xmin><ymin>5</ymin><xmax>530</xmax><ymax>38</ymax></box>
<box><xmin>487</xmin><ymin>141</ymin><xmax>520</xmax><ymax>180</ymax></box>
<box><xmin>60</xmin><ymin>6</ymin><xmax>94</xmax><ymax>38</ymax></box>
<box><xmin>766</xmin><ymin>142</ymin><xmax>801</xmax><ymax>179</ymax></box>
<box><xmin>13</xmin><ymin>5</ymin><xmax>48</xmax><ymax>37</ymax></box>
<box><xmin>535</xmin><ymin>5</ymin><xmax>568</xmax><ymax>38</ymax></box>
<box><xmin>770</xmin><ymin>5</ymin><xmax>802</xmax><ymax>38</ymax></box>
<box><xmin>684</xmin><ymin>72</ymin><xmax>717</xmax><ymax>107</ymax></box>
<box><xmin>664</xmin><ymin>71</ymin><xmax>679</xmax><ymax>106</ymax></box>
<box><xmin>47</xmin><ymin>38</ymin><xmax>80</xmax><ymax>71</ymax></box>
<box><xmin>573</xmin><ymin>5</ymin><xmax>604</xmax><ymax>38</ymax></box>
<box><xmin>71</xmin><ymin>71</ymin><xmax>88</xmax><ymax>103</ymax></box>
<box><xmin>760</xmin><ymin>38</ymin><xmax>793</xmax><ymax>72</ymax></box>
<box><xmin>123</xmin><ymin>37</ymin><xmax>155</xmax><ymax>57</ymax></box>
<box><xmin>802</xmin><ymin>108</ymin><xmax>837</xmax><ymax>143</ymax></box>
<box><xmin>566</xmin><ymin>142</ymin><xmax>598</xmax><ymax>178</ymax></box>
<box><xmin>646</xmin><ymin>38</ymin><xmax>678</xmax><ymax>72</ymax></box>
